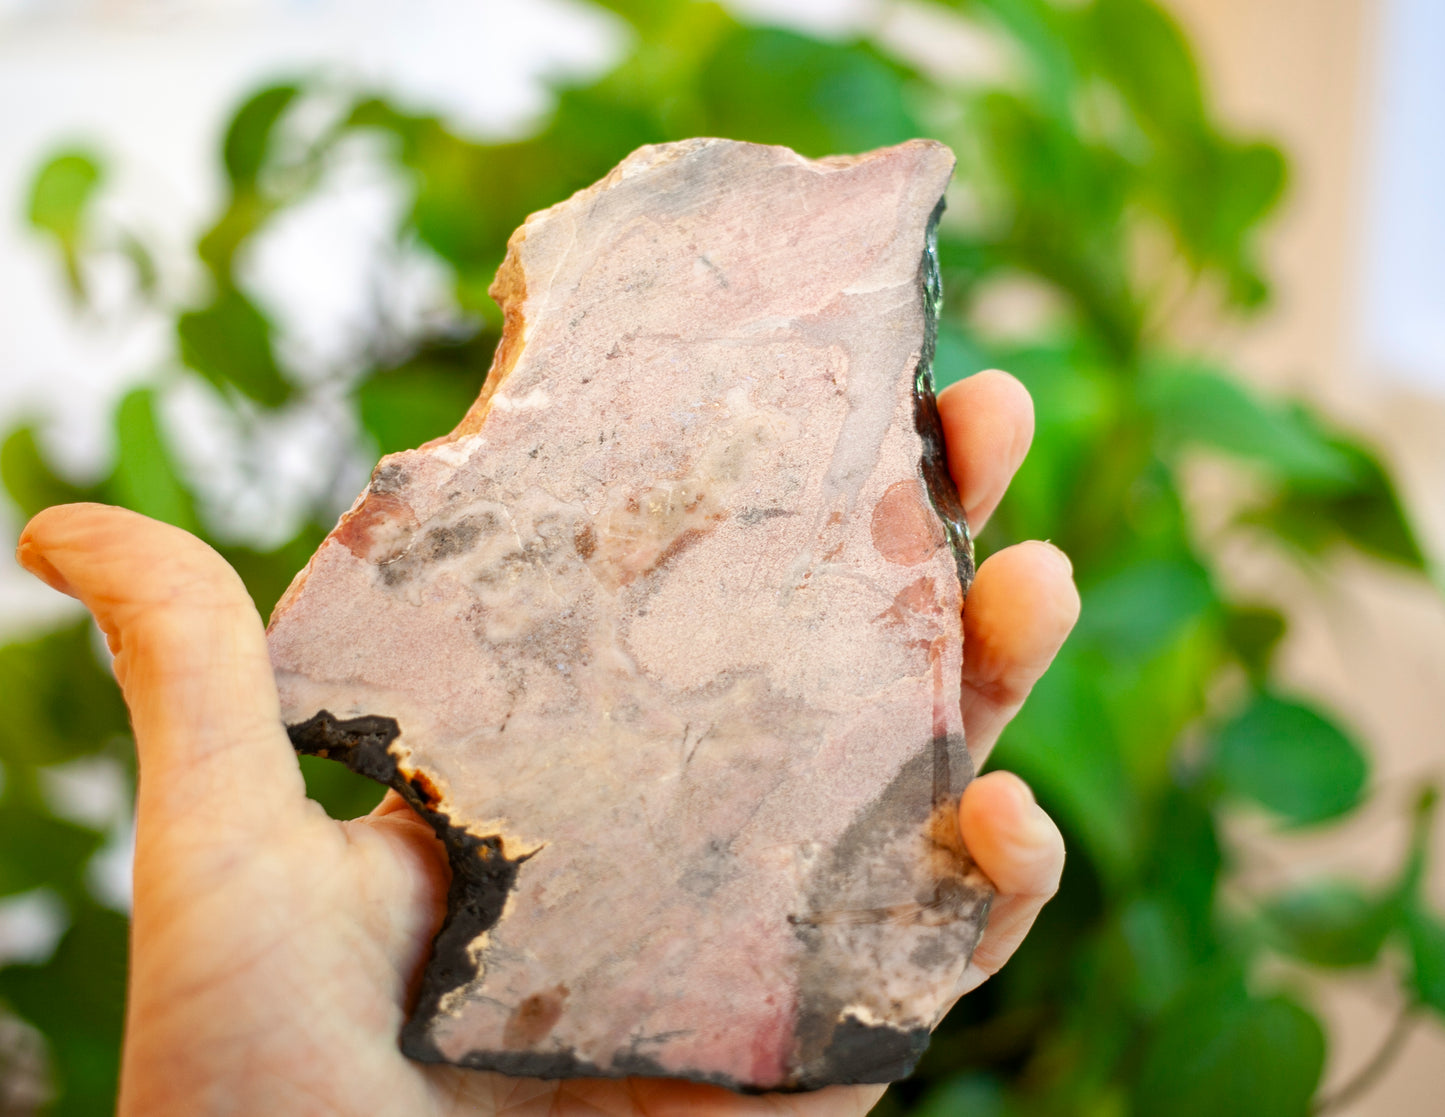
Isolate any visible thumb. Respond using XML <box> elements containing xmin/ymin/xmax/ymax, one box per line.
<box><xmin>16</xmin><ymin>503</ymin><xmax>308</xmax><ymax>839</ymax></box>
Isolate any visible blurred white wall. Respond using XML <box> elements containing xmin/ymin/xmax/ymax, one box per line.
<box><xmin>1357</xmin><ymin>0</ymin><xmax>1445</xmax><ymax>394</ymax></box>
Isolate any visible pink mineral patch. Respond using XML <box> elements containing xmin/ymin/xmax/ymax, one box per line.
<box><xmin>871</xmin><ymin>480</ymin><xmax>947</xmax><ymax>566</ymax></box>
<box><xmin>268</xmin><ymin>137</ymin><xmax>991</xmax><ymax>1092</ymax></box>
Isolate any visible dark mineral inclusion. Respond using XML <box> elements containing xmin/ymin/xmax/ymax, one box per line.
<box><xmin>268</xmin><ymin>137</ymin><xmax>993</xmax><ymax>1092</ymax></box>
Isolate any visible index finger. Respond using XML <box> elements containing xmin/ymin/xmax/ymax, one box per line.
<box><xmin>936</xmin><ymin>370</ymin><xmax>1035</xmax><ymax>535</ymax></box>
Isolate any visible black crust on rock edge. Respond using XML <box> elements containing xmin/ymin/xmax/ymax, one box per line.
<box><xmin>914</xmin><ymin>194</ymin><xmax>975</xmax><ymax>595</ymax></box>
<box><xmin>287</xmin><ymin>710</ymin><xmax>404</xmax><ymax>784</ymax></box>
<box><xmin>285</xmin><ymin>710</ymin><xmax>527</xmax><ymax>1065</ymax></box>
<box><xmin>426</xmin><ymin>1020</ymin><xmax>930</xmax><ymax>1094</ymax></box>
<box><xmin>806</xmin><ymin>1018</ymin><xmax>932</xmax><ymax>1087</ymax></box>
<box><xmin>436</xmin><ymin>1045</ymin><xmax>772</xmax><ymax>1094</ymax></box>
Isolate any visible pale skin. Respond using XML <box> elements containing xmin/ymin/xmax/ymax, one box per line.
<box><xmin>16</xmin><ymin>370</ymin><xmax>1079</xmax><ymax>1117</ymax></box>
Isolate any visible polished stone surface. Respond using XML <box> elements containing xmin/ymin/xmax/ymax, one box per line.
<box><xmin>268</xmin><ymin>137</ymin><xmax>990</xmax><ymax>1091</ymax></box>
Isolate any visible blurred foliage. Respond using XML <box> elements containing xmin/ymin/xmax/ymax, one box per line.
<box><xmin>3</xmin><ymin>0</ymin><xmax>1442</xmax><ymax>1113</ymax></box>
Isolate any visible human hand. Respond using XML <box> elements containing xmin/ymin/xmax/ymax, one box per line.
<box><xmin>15</xmin><ymin>370</ymin><xmax>1077</xmax><ymax>1117</ymax></box>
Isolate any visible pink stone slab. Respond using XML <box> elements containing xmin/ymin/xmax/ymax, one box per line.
<box><xmin>267</xmin><ymin>137</ymin><xmax>991</xmax><ymax>1092</ymax></box>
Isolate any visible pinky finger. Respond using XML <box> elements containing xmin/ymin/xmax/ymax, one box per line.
<box><xmin>956</xmin><ymin>771</ymin><xmax>1064</xmax><ymax>991</ymax></box>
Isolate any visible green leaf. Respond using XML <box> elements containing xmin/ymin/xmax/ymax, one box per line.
<box><xmin>985</xmin><ymin>340</ymin><xmax>1119</xmax><ymax>541</ymax></box>
<box><xmin>931</xmin><ymin>323</ymin><xmax>993</xmax><ymax>392</ymax></box>
<box><xmin>1142</xmin><ymin>363</ymin><xmax>1353</xmax><ymax>484</ymax></box>
<box><xmin>357</xmin><ymin>357</ymin><xmax>486</xmax><ymax>458</ymax></box>
<box><xmin>1398</xmin><ymin>790</ymin><xmax>1444</xmax><ymax>1015</ymax></box>
<box><xmin>1406</xmin><ymin>906</ymin><xmax>1445</xmax><ymax>1017</ymax></box>
<box><xmin>1</xmin><ymin>426</ymin><xmax>99</xmax><ymax>519</ymax></box>
<box><xmin>1210</xmin><ymin>694</ymin><xmax>1368</xmax><ymax>825</ymax></box>
<box><xmin>697</xmin><ymin>28</ymin><xmax>917</xmax><ymax>158</ymax></box>
<box><xmin>26</xmin><ymin>150</ymin><xmax>105</xmax><ymax>298</ymax></box>
<box><xmin>1212</xmin><ymin>141</ymin><xmax>1287</xmax><ymax>302</ymax></box>
<box><xmin>1254</xmin><ymin>431</ymin><xmax>1426</xmax><ymax>571</ymax></box>
<box><xmin>1152</xmin><ymin>139</ymin><xmax>1285</xmax><ymax>307</ymax></box>
<box><xmin>0</xmin><ymin>905</ymin><xmax>127</xmax><ymax>1117</ymax></box>
<box><xmin>968</xmin><ymin>0</ymin><xmax>1076</xmax><ymax>118</ymax></box>
<box><xmin>345</xmin><ymin>104</ymin><xmax>524</xmax><ymax>273</ymax></box>
<box><xmin>0</xmin><ymin>805</ymin><xmax>104</xmax><ymax>901</ymax></box>
<box><xmin>1074</xmin><ymin>557</ymin><xmax>1216</xmax><ymax>661</ymax></box>
<box><xmin>586</xmin><ymin>0</ymin><xmax>672</xmax><ymax>31</ymax></box>
<box><xmin>1393</xmin><ymin>786</ymin><xmax>1438</xmax><ymax>907</ymax></box>
<box><xmin>1223</xmin><ymin>604</ymin><xmax>1286</xmax><ymax>681</ymax></box>
<box><xmin>1143</xmin><ymin>789</ymin><xmax>1223</xmax><ymax>956</ymax></box>
<box><xmin>1263</xmin><ymin>880</ymin><xmax>1395</xmax><ymax>968</ymax></box>
<box><xmin>119</xmin><ymin>231</ymin><xmax>159</xmax><ymax>299</ymax></box>
<box><xmin>1120</xmin><ymin>897</ymin><xmax>1194</xmax><ymax>1013</ymax></box>
<box><xmin>912</xmin><ymin>1073</ymin><xmax>1006</xmax><ymax>1117</ymax></box>
<box><xmin>197</xmin><ymin>192</ymin><xmax>273</xmax><ymax>278</ymax></box>
<box><xmin>1134</xmin><ymin>977</ymin><xmax>1325</xmax><ymax>1117</ymax></box>
<box><xmin>1085</xmin><ymin>0</ymin><xmax>1204</xmax><ymax>134</ymax></box>
<box><xmin>218</xmin><ymin>524</ymin><xmax>328</xmax><ymax>621</ymax></box>
<box><xmin>222</xmin><ymin>84</ymin><xmax>299</xmax><ymax>191</ymax></box>
<box><xmin>0</xmin><ymin>621</ymin><xmax>130</xmax><ymax>770</ymax></box>
<box><xmin>298</xmin><ymin>754</ymin><xmax>387</xmax><ymax>821</ymax></box>
<box><xmin>108</xmin><ymin>388</ymin><xmax>200</xmax><ymax>532</ymax></box>
<box><xmin>1077</xmin><ymin>0</ymin><xmax>1286</xmax><ymax>301</ymax></box>
<box><xmin>177</xmin><ymin>288</ymin><xmax>291</xmax><ymax>407</ymax></box>
<box><xmin>27</xmin><ymin>150</ymin><xmax>103</xmax><ymax>244</ymax></box>
<box><xmin>1221</xmin><ymin>142</ymin><xmax>1289</xmax><ymax>232</ymax></box>
<box><xmin>990</xmin><ymin>645</ymin><xmax>1140</xmax><ymax>881</ymax></box>
<box><xmin>971</xmin><ymin>93</ymin><xmax>1139</xmax><ymax>356</ymax></box>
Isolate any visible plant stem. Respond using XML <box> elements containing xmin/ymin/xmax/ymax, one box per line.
<box><xmin>1312</xmin><ymin>1000</ymin><xmax>1418</xmax><ymax>1115</ymax></box>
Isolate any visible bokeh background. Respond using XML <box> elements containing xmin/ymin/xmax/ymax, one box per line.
<box><xmin>1</xmin><ymin>0</ymin><xmax>1442</xmax><ymax>1113</ymax></box>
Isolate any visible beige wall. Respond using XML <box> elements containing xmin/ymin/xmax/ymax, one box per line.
<box><xmin>1166</xmin><ymin>1</ymin><xmax>1445</xmax><ymax>1112</ymax></box>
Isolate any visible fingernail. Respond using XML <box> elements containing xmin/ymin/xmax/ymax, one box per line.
<box><xmin>1041</xmin><ymin>541</ymin><xmax>1073</xmax><ymax>577</ymax></box>
<box><xmin>15</xmin><ymin>539</ymin><xmax>74</xmax><ymax>597</ymax></box>
<box><xmin>1024</xmin><ymin>801</ymin><xmax>1055</xmax><ymax>848</ymax></box>
<box><xmin>982</xmin><ymin>774</ymin><xmax>1040</xmax><ymax>843</ymax></box>
<box><xmin>1002</xmin><ymin>777</ymin><xmax>1052</xmax><ymax>850</ymax></box>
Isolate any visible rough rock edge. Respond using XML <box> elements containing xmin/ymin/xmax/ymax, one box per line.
<box><xmin>914</xmin><ymin>195</ymin><xmax>975</xmax><ymax>594</ymax></box>
<box><xmin>285</xmin><ymin>710</ymin><xmax>532</xmax><ymax>1063</ymax></box>
<box><xmin>286</xmin><ymin>723</ymin><xmax>943</xmax><ymax>1093</ymax></box>
<box><xmin>281</xmin><ymin>147</ymin><xmax>975</xmax><ymax>1093</ymax></box>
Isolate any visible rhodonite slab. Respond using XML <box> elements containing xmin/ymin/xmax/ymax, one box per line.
<box><xmin>267</xmin><ymin>137</ymin><xmax>991</xmax><ymax>1092</ymax></box>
